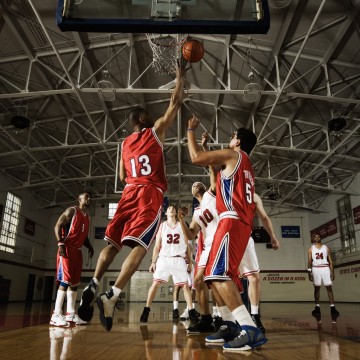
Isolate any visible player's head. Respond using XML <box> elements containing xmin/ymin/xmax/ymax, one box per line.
<box><xmin>166</xmin><ymin>204</ymin><xmax>177</xmax><ymax>217</ymax></box>
<box><xmin>78</xmin><ymin>192</ymin><xmax>91</xmax><ymax>206</ymax></box>
<box><xmin>191</xmin><ymin>182</ymin><xmax>206</xmax><ymax>197</ymax></box>
<box><xmin>311</xmin><ymin>233</ymin><xmax>321</xmax><ymax>243</ymax></box>
<box><xmin>229</xmin><ymin>128</ymin><xmax>257</xmax><ymax>155</ymax></box>
<box><xmin>128</xmin><ymin>108</ymin><xmax>153</xmax><ymax>129</ymax></box>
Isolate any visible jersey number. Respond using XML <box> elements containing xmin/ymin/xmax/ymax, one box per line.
<box><xmin>167</xmin><ymin>234</ymin><xmax>180</xmax><ymax>244</ymax></box>
<box><xmin>198</xmin><ymin>209</ymin><xmax>214</xmax><ymax>228</ymax></box>
<box><xmin>315</xmin><ymin>253</ymin><xmax>324</xmax><ymax>260</ymax></box>
<box><xmin>245</xmin><ymin>183</ymin><xmax>253</xmax><ymax>204</ymax></box>
<box><xmin>130</xmin><ymin>155</ymin><xmax>152</xmax><ymax>177</ymax></box>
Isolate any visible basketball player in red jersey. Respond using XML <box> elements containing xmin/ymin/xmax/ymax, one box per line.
<box><xmin>50</xmin><ymin>192</ymin><xmax>94</xmax><ymax>327</ymax></box>
<box><xmin>187</xmin><ymin>116</ymin><xmax>267</xmax><ymax>351</ymax></box>
<box><xmin>78</xmin><ymin>67</ymin><xmax>186</xmax><ymax>331</ymax></box>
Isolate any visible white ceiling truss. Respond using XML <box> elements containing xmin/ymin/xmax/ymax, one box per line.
<box><xmin>0</xmin><ymin>0</ymin><xmax>359</xmax><ymax>213</ymax></box>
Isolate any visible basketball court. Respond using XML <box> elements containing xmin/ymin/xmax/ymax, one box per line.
<box><xmin>0</xmin><ymin>301</ymin><xmax>359</xmax><ymax>359</ymax></box>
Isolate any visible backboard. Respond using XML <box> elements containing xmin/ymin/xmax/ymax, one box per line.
<box><xmin>57</xmin><ymin>0</ymin><xmax>270</xmax><ymax>34</ymax></box>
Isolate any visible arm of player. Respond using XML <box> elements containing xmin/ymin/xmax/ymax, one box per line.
<box><xmin>201</xmin><ymin>132</ymin><xmax>218</xmax><ymax>193</ymax></box>
<box><xmin>307</xmin><ymin>247</ymin><xmax>313</xmax><ymax>281</ymax></box>
<box><xmin>254</xmin><ymin>193</ymin><xmax>280</xmax><ymax>250</ymax></box>
<box><xmin>149</xmin><ymin>226</ymin><xmax>162</xmax><ymax>273</ymax></box>
<box><xmin>119</xmin><ymin>144</ymin><xmax>126</xmax><ymax>183</ymax></box>
<box><xmin>83</xmin><ymin>237</ymin><xmax>94</xmax><ymax>258</ymax></box>
<box><xmin>328</xmin><ymin>246</ymin><xmax>335</xmax><ymax>281</ymax></box>
<box><xmin>187</xmin><ymin>116</ymin><xmax>237</xmax><ymax>168</ymax></box>
<box><xmin>54</xmin><ymin>207</ymin><xmax>75</xmax><ymax>257</ymax></box>
<box><xmin>154</xmin><ymin>67</ymin><xmax>186</xmax><ymax>143</ymax></box>
<box><xmin>178</xmin><ymin>207</ymin><xmax>201</xmax><ymax>240</ymax></box>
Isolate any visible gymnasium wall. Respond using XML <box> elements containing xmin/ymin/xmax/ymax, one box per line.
<box><xmin>0</xmin><ymin>173</ymin><xmax>359</xmax><ymax>303</ymax></box>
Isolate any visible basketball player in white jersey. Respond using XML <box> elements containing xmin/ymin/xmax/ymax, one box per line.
<box><xmin>308</xmin><ymin>233</ymin><xmax>339</xmax><ymax>316</ymax></box>
<box><xmin>140</xmin><ymin>205</ymin><xmax>198</xmax><ymax>323</ymax></box>
<box><xmin>178</xmin><ymin>132</ymin><xmax>220</xmax><ymax>333</ymax></box>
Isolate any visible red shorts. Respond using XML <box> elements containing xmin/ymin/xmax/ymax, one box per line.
<box><xmin>56</xmin><ymin>246</ymin><xmax>82</xmax><ymax>287</ymax></box>
<box><xmin>204</xmin><ymin>216</ymin><xmax>252</xmax><ymax>292</ymax></box>
<box><xmin>105</xmin><ymin>184</ymin><xmax>163</xmax><ymax>250</ymax></box>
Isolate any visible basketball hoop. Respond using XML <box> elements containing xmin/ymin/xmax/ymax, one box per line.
<box><xmin>269</xmin><ymin>0</ymin><xmax>292</xmax><ymax>9</ymax></box>
<box><xmin>146</xmin><ymin>34</ymin><xmax>188</xmax><ymax>75</ymax></box>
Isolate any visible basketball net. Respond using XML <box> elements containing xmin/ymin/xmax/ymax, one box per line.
<box><xmin>146</xmin><ymin>34</ymin><xmax>188</xmax><ymax>74</ymax></box>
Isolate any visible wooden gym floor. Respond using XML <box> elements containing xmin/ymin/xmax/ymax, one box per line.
<box><xmin>0</xmin><ymin>302</ymin><xmax>359</xmax><ymax>359</ymax></box>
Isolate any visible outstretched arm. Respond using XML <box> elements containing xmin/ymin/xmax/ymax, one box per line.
<box><xmin>187</xmin><ymin>116</ymin><xmax>237</xmax><ymax>168</ymax></box>
<box><xmin>201</xmin><ymin>132</ymin><xmax>217</xmax><ymax>193</ymax></box>
<box><xmin>154</xmin><ymin>67</ymin><xmax>186</xmax><ymax>143</ymax></box>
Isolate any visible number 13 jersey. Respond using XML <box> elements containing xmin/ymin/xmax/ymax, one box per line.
<box><xmin>122</xmin><ymin>128</ymin><xmax>167</xmax><ymax>192</ymax></box>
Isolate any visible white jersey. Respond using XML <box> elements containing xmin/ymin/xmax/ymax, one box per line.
<box><xmin>158</xmin><ymin>221</ymin><xmax>187</xmax><ymax>258</ymax></box>
<box><xmin>193</xmin><ymin>190</ymin><xmax>219</xmax><ymax>268</ymax></box>
<box><xmin>193</xmin><ymin>190</ymin><xmax>219</xmax><ymax>241</ymax></box>
<box><xmin>311</xmin><ymin>244</ymin><xmax>329</xmax><ymax>267</ymax></box>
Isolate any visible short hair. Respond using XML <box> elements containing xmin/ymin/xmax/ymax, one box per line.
<box><xmin>128</xmin><ymin>108</ymin><xmax>148</xmax><ymax>127</ymax></box>
<box><xmin>236</xmin><ymin>128</ymin><xmax>257</xmax><ymax>155</ymax></box>
<box><xmin>78</xmin><ymin>191</ymin><xmax>91</xmax><ymax>201</ymax></box>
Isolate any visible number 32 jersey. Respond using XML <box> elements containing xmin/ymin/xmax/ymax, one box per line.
<box><xmin>122</xmin><ymin>127</ymin><xmax>167</xmax><ymax>192</ymax></box>
<box><xmin>158</xmin><ymin>221</ymin><xmax>187</xmax><ymax>258</ymax></box>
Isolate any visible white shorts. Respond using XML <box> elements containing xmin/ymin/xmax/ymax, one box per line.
<box><xmin>153</xmin><ymin>256</ymin><xmax>189</xmax><ymax>286</ymax></box>
<box><xmin>239</xmin><ymin>237</ymin><xmax>260</xmax><ymax>277</ymax></box>
<box><xmin>312</xmin><ymin>266</ymin><xmax>332</xmax><ymax>286</ymax></box>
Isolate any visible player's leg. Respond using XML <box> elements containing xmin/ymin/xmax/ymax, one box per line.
<box><xmin>78</xmin><ymin>244</ymin><xmax>119</xmax><ymax>322</ymax></box>
<box><xmin>187</xmin><ymin>268</ymin><xmax>213</xmax><ymax>334</ymax></box>
<box><xmin>51</xmin><ymin>282</ymin><xmax>69</xmax><ymax>327</ymax></box>
<box><xmin>97</xmin><ymin>245</ymin><xmax>147</xmax><ymax>331</ymax></box>
<box><xmin>173</xmin><ymin>285</ymin><xmax>181</xmax><ymax>320</ymax></box>
<box><xmin>140</xmin><ymin>281</ymin><xmax>162</xmax><ymax>323</ymax></box>
<box><xmin>323</xmin><ymin>268</ymin><xmax>339</xmax><ymax>315</ymax></box>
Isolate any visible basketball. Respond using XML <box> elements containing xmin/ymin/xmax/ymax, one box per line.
<box><xmin>182</xmin><ymin>39</ymin><xmax>205</xmax><ymax>63</ymax></box>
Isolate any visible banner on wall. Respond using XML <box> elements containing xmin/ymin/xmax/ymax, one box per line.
<box><xmin>353</xmin><ymin>205</ymin><xmax>360</xmax><ymax>224</ymax></box>
<box><xmin>24</xmin><ymin>218</ymin><xmax>35</xmax><ymax>236</ymax></box>
<box><xmin>281</xmin><ymin>226</ymin><xmax>300</xmax><ymax>238</ymax></box>
<box><xmin>94</xmin><ymin>227</ymin><xmax>106</xmax><ymax>239</ymax></box>
<box><xmin>310</xmin><ymin>218</ymin><xmax>337</xmax><ymax>239</ymax></box>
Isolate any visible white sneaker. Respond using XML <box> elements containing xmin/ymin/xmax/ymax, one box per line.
<box><xmin>65</xmin><ymin>312</ymin><xmax>87</xmax><ymax>325</ymax></box>
<box><xmin>179</xmin><ymin>308</ymin><xmax>189</xmax><ymax>320</ymax></box>
<box><xmin>50</xmin><ymin>313</ymin><xmax>70</xmax><ymax>327</ymax></box>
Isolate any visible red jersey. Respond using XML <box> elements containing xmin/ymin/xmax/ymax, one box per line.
<box><xmin>121</xmin><ymin>127</ymin><xmax>167</xmax><ymax>192</ymax></box>
<box><xmin>216</xmin><ymin>150</ymin><xmax>256</xmax><ymax>226</ymax></box>
<box><xmin>62</xmin><ymin>206</ymin><xmax>90</xmax><ymax>248</ymax></box>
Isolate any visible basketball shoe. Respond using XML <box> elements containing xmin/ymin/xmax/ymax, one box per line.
<box><xmin>222</xmin><ymin>325</ymin><xmax>267</xmax><ymax>352</ymax></box>
<box><xmin>312</xmin><ymin>305</ymin><xmax>321</xmax><ymax>315</ymax></box>
<box><xmin>179</xmin><ymin>308</ymin><xmax>189</xmax><ymax>320</ymax></box>
<box><xmin>205</xmin><ymin>321</ymin><xmax>241</xmax><ymax>344</ymax></box>
<box><xmin>187</xmin><ymin>315</ymin><xmax>214</xmax><ymax>334</ymax></box>
<box><xmin>251</xmin><ymin>314</ymin><xmax>265</xmax><ymax>335</ymax></box>
<box><xmin>330</xmin><ymin>306</ymin><xmax>339</xmax><ymax>316</ymax></box>
<box><xmin>78</xmin><ymin>279</ymin><xmax>97</xmax><ymax>322</ymax></box>
<box><xmin>50</xmin><ymin>312</ymin><xmax>70</xmax><ymax>327</ymax></box>
<box><xmin>96</xmin><ymin>289</ymin><xmax>116</xmax><ymax>331</ymax></box>
<box><xmin>173</xmin><ymin>309</ymin><xmax>180</xmax><ymax>320</ymax></box>
<box><xmin>65</xmin><ymin>312</ymin><xmax>87</xmax><ymax>325</ymax></box>
<box><xmin>140</xmin><ymin>307</ymin><xmax>150</xmax><ymax>323</ymax></box>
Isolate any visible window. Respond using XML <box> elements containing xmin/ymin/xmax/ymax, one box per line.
<box><xmin>108</xmin><ymin>203</ymin><xmax>118</xmax><ymax>219</ymax></box>
<box><xmin>337</xmin><ymin>195</ymin><xmax>356</xmax><ymax>254</ymax></box>
<box><xmin>0</xmin><ymin>192</ymin><xmax>22</xmax><ymax>253</ymax></box>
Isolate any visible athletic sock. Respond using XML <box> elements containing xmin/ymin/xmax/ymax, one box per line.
<box><xmin>232</xmin><ymin>305</ymin><xmax>256</xmax><ymax>327</ymax></box>
<box><xmin>66</xmin><ymin>290</ymin><xmax>77</xmax><ymax>314</ymax></box>
<box><xmin>54</xmin><ymin>290</ymin><xmax>66</xmax><ymax>314</ymax></box>
<box><xmin>251</xmin><ymin>305</ymin><xmax>259</xmax><ymax>315</ymax></box>
<box><xmin>218</xmin><ymin>306</ymin><xmax>236</xmax><ymax>322</ymax></box>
